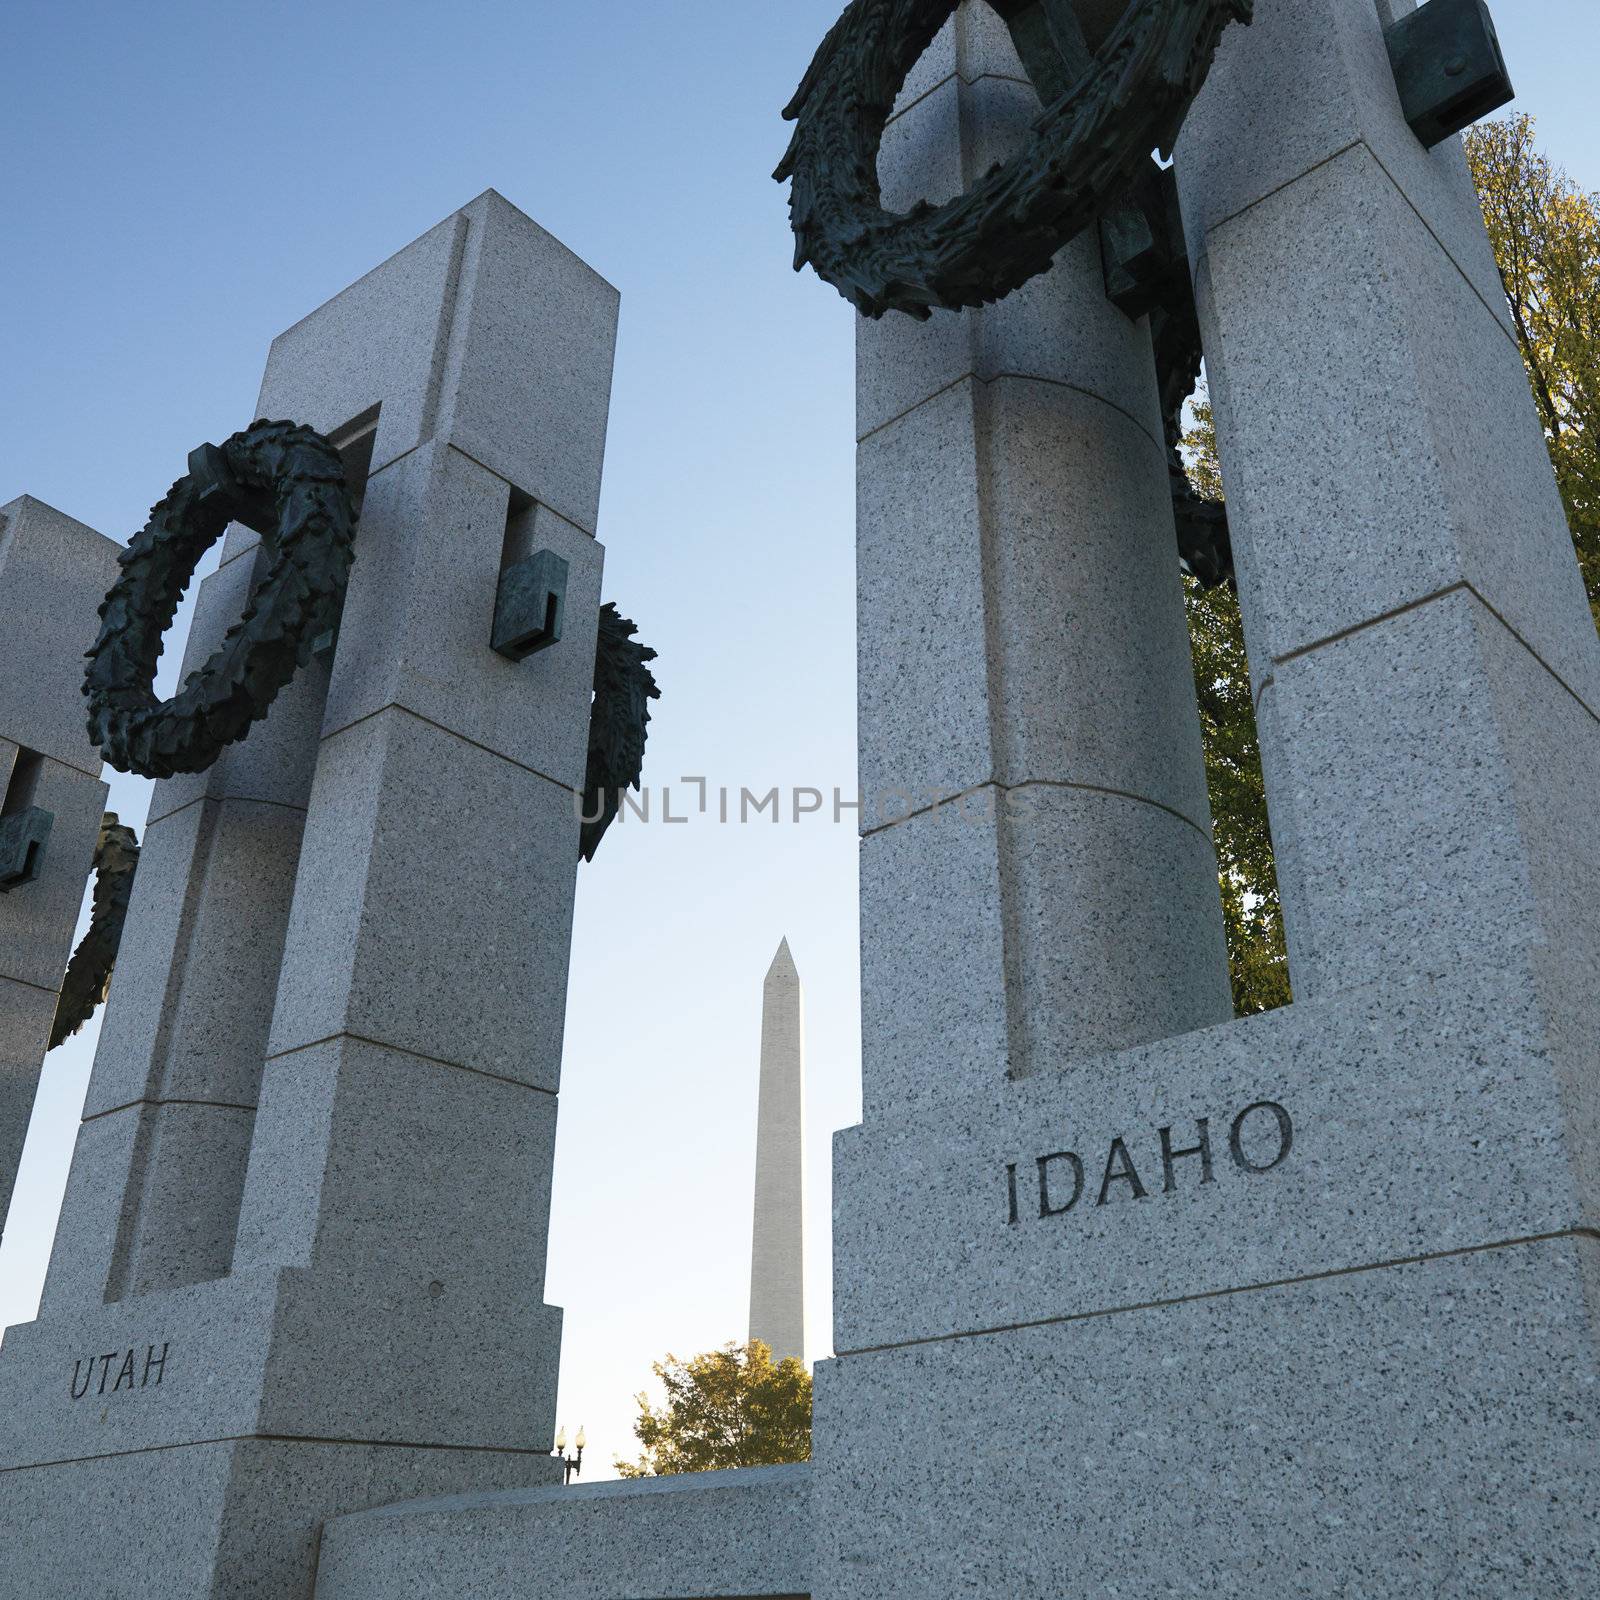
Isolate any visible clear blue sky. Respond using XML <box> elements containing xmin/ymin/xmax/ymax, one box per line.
<box><xmin>2</xmin><ymin>0</ymin><xmax>1595</xmax><ymax>1474</ymax></box>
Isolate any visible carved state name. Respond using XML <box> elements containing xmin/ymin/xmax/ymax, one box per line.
<box><xmin>1006</xmin><ymin>1101</ymin><xmax>1294</xmax><ymax>1224</ymax></box>
<box><xmin>70</xmin><ymin>1343</ymin><xmax>169</xmax><ymax>1400</ymax></box>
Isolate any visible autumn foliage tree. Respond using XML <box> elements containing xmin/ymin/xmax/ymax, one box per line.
<box><xmin>1183</xmin><ymin>113</ymin><xmax>1600</xmax><ymax>1012</ymax></box>
<box><xmin>1181</xmin><ymin>532</ymin><xmax>1291</xmax><ymax>1015</ymax></box>
<box><xmin>615</xmin><ymin>1340</ymin><xmax>812</xmax><ymax>1478</ymax></box>
<box><xmin>1465</xmin><ymin>112</ymin><xmax>1600</xmax><ymax>624</ymax></box>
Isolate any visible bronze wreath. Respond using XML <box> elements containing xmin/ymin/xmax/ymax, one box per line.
<box><xmin>775</xmin><ymin>0</ymin><xmax>1250</xmax><ymax>319</ymax></box>
<box><xmin>581</xmin><ymin>604</ymin><xmax>660</xmax><ymax>862</ymax></box>
<box><xmin>49</xmin><ymin>813</ymin><xmax>140</xmax><ymax>1051</ymax></box>
<box><xmin>778</xmin><ymin>0</ymin><xmax>1240</xmax><ymax>585</ymax></box>
<box><xmin>84</xmin><ymin>419</ymin><xmax>355</xmax><ymax>779</ymax></box>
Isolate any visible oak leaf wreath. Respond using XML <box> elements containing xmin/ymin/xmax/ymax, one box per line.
<box><xmin>49</xmin><ymin>813</ymin><xmax>140</xmax><ymax>1050</ymax></box>
<box><xmin>775</xmin><ymin>0</ymin><xmax>1250</xmax><ymax>584</ymax></box>
<box><xmin>81</xmin><ymin>424</ymin><xmax>658</xmax><ymax>859</ymax></box>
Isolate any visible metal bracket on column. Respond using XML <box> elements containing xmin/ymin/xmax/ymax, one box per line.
<box><xmin>1385</xmin><ymin>0</ymin><xmax>1514</xmax><ymax>150</ymax></box>
<box><xmin>186</xmin><ymin>441</ymin><xmax>279</xmax><ymax>536</ymax></box>
<box><xmin>1100</xmin><ymin>164</ymin><xmax>1189</xmax><ymax>321</ymax></box>
<box><xmin>989</xmin><ymin>0</ymin><xmax>1095</xmax><ymax>108</ymax></box>
<box><xmin>493</xmin><ymin>549</ymin><xmax>569</xmax><ymax>661</ymax></box>
<box><xmin>0</xmin><ymin>806</ymin><xmax>53</xmax><ymax>892</ymax></box>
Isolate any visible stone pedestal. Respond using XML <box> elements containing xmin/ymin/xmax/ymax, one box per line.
<box><xmin>0</xmin><ymin>190</ymin><xmax>619</xmax><ymax>1599</ymax></box>
<box><xmin>316</xmin><ymin>1466</ymin><xmax>812</xmax><ymax>1600</ymax></box>
<box><xmin>0</xmin><ymin>497</ymin><xmax>118</xmax><ymax>1246</ymax></box>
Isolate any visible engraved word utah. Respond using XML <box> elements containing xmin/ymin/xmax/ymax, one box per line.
<box><xmin>1006</xmin><ymin>1101</ymin><xmax>1295</xmax><ymax>1224</ymax></box>
<box><xmin>70</xmin><ymin>1343</ymin><xmax>169</xmax><ymax>1400</ymax></box>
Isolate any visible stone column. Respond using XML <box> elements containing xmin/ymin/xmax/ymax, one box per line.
<box><xmin>1173</xmin><ymin>0</ymin><xmax>1600</xmax><ymax>1006</ymax></box>
<box><xmin>809</xmin><ymin>7</ymin><xmax>1599</xmax><ymax>1596</ymax></box>
<box><xmin>856</xmin><ymin>4</ymin><xmax>1232</xmax><ymax>1124</ymax></box>
<box><xmin>749</xmin><ymin>938</ymin><xmax>806</xmax><ymax>1364</ymax></box>
<box><xmin>40</xmin><ymin>561</ymin><xmax>335</xmax><ymax>1309</ymax></box>
<box><xmin>0</xmin><ymin>190</ymin><xmax>620</xmax><ymax>1600</ymax></box>
<box><xmin>0</xmin><ymin>497</ymin><xmax>117</xmax><ymax>1247</ymax></box>
<box><xmin>229</xmin><ymin>199</ymin><xmax>613</xmax><ymax>1434</ymax></box>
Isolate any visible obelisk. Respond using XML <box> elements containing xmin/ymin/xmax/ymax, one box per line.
<box><xmin>748</xmin><ymin>937</ymin><xmax>805</xmax><ymax>1364</ymax></box>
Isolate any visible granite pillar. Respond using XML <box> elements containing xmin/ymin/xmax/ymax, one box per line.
<box><xmin>1174</xmin><ymin>0</ymin><xmax>1600</xmax><ymax>1006</ymax></box>
<box><xmin>40</xmin><ymin>573</ymin><xmax>335</xmax><ymax>1309</ymax></box>
<box><xmin>809</xmin><ymin>3</ymin><xmax>1600</xmax><ymax>1596</ymax></box>
<box><xmin>855</xmin><ymin>5</ymin><xmax>1233</xmax><ymax>1125</ymax></box>
<box><xmin>0</xmin><ymin>497</ymin><xmax>118</xmax><ymax>1248</ymax></box>
<box><xmin>0</xmin><ymin>190</ymin><xmax>619</xmax><ymax>1599</ymax></box>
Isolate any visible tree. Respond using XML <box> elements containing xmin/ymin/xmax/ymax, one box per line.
<box><xmin>1182</xmin><ymin>399</ymin><xmax>1291</xmax><ymax>1017</ymax></box>
<box><xmin>615</xmin><ymin>1340</ymin><xmax>812</xmax><ymax>1478</ymax></box>
<box><xmin>1181</xmin><ymin>114</ymin><xmax>1600</xmax><ymax>1013</ymax></box>
<box><xmin>1465</xmin><ymin>113</ymin><xmax>1600</xmax><ymax>626</ymax></box>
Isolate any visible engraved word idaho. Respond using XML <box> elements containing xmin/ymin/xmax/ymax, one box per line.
<box><xmin>1006</xmin><ymin>1101</ymin><xmax>1294</xmax><ymax>1224</ymax></box>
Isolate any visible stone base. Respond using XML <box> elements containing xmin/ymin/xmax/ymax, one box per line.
<box><xmin>810</xmin><ymin>944</ymin><xmax>1600</xmax><ymax>1597</ymax></box>
<box><xmin>832</xmin><ymin>959</ymin><xmax>1599</xmax><ymax>1350</ymax></box>
<box><xmin>0</xmin><ymin>1439</ymin><xmax>557</xmax><ymax>1600</ymax></box>
<box><xmin>0</xmin><ymin>1266</ymin><xmax>562</xmax><ymax>1467</ymax></box>
<box><xmin>313</xmin><ymin>1464</ymin><xmax>813</xmax><ymax>1599</ymax></box>
<box><xmin>0</xmin><ymin>1263</ymin><xmax>565</xmax><ymax>1599</ymax></box>
<box><xmin>812</xmin><ymin>1233</ymin><xmax>1600</xmax><ymax>1597</ymax></box>
<box><xmin>302</xmin><ymin>1236</ymin><xmax>1599</xmax><ymax>1599</ymax></box>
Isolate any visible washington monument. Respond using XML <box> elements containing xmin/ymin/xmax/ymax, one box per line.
<box><xmin>748</xmin><ymin>937</ymin><xmax>805</xmax><ymax>1364</ymax></box>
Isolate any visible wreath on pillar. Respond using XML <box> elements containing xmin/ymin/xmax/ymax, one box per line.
<box><xmin>49</xmin><ymin>813</ymin><xmax>140</xmax><ymax>1050</ymax></box>
<box><xmin>774</xmin><ymin>0</ymin><xmax>1250</xmax><ymax>318</ymax></box>
<box><xmin>581</xmin><ymin>604</ymin><xmax>661</xmax><ymax>861</ymax></box>
<box><xmin>81</xmin><ymin>411</ymin><xmax>656</xmax><ymax>856</ymax></box>
<box><xmin>775</xmin><ymin>0</ymin><xmax>1249</xmax><ymax>585</ymax></box>
<box><xmin>84</xmin><ymin>420</ymin><xmax>355</xmax><ymax>779</ymax></box>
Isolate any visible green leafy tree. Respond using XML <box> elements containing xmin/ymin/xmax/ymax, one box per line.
<box><xmin>1182</xmin><ymin>400</ymin><xmax>1291</xmax><ymax>1017</ymax></box>
<box><xmin>615</xmin><ymin>1340</ymin><xmax>812</xmax><ymax>1478</ymax></box>
<box><xmin>1182</xmin><ymin>113</ymin><xmax>1600</xmax><ymax>1013</ymax></box>
<box><xmin>1465</xmin><ymin>112</ymin><xmax>1600</xmax><ymax>625</ymax></box>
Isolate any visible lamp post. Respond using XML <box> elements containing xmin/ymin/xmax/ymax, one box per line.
<box><xmin>552</xmin><ymin>1425</ymin><xmax>586</xmax><ymax>1485</ymax></box>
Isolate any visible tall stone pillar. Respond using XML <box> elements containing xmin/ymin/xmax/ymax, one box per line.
<box><xmin>0</xmin><ymin>498</ymin><xmax>118</xmax><ymax>1245</ymax></box>
<box><xmin>40</xmin><ymin>551</ymin><xmax>335</xmax><ymax>1310</ymax></box>
<box><xmin>816</xmin><ymin>7</ymin><xmax>1236</xmax><ymax>1585</ymax></box>
<box><xmin>0</xmin><ymin>190</ymin><xmax>620</xmax><ymax>1600</ymax></box>
<box><xmin>808</xmin><ymin>4</ymin><xmax>1600</xmax><ymax>1595</ymax></box>
<box><xmin>1174</xmin><ymin>0</ymin><xmax>1600</xmax><ymax>1007</ymax></box>
<box><xmin>854</xmin><ymin>5</ymin><xmax>1232</xmax><ymax>1127</ymax></box>
<box><xmin>748</xmin><ymin>937</ymin><xmax>806</xmax><ymax>1364</ymax></box>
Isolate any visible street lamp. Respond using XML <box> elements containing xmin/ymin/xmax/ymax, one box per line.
<box><xmin>552</xmin><ymin>1425</ymin><xmax>586</xmax><ymax>1485</ymax></box>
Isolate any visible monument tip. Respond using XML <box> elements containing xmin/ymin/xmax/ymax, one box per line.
<box><xmin>767</xmin><ymin>937</ymin><xmax>798</xmax><ymax>980</ymax></box>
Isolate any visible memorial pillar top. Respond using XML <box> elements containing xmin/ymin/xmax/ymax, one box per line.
<box><xmin>0</xmin><ymin>496</ymin><xmax>121</xmax><ymax>776</ymax></box>
<box><xmin>1175</xmin><ymin>0</ymin><xmax>1599</xmax><ymax>712</ymax></box>
<box><xmin>223</xmin><ymin>188</ymin><xmax>619</xmax><ymax>571</ymax></box>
